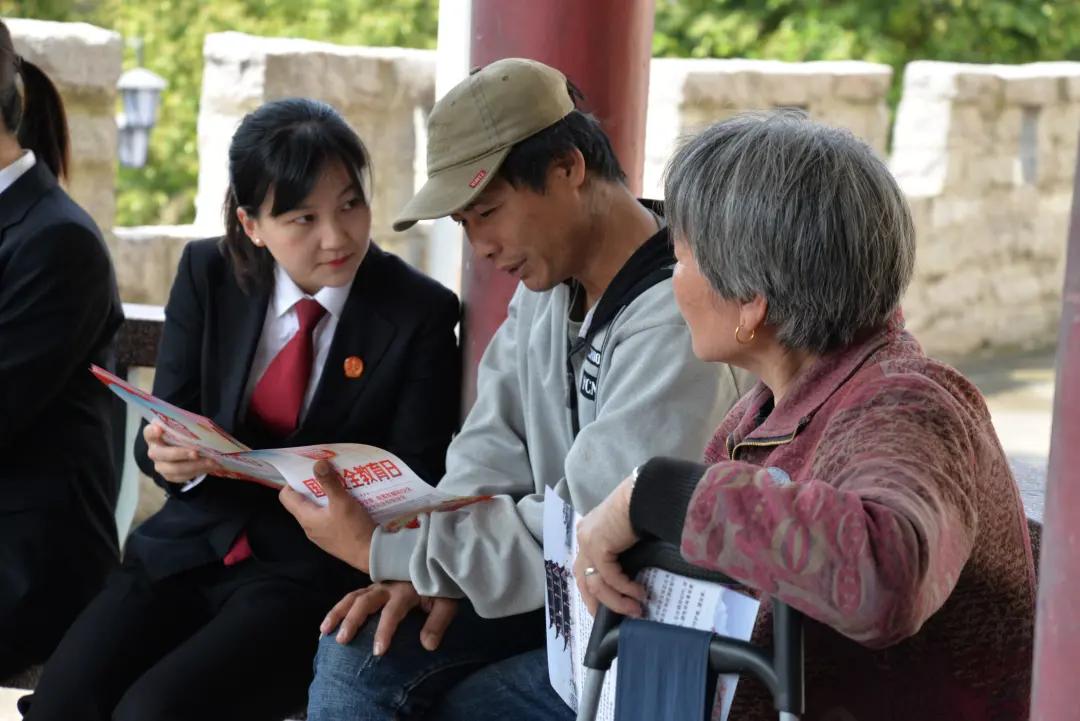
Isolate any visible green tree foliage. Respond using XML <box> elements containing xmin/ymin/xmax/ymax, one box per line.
<box><xmin>653</xmin><ymin>0</ymin><xmax>1080</xmax><ymax>106</ymax></box>
<box><xmin>9</xmin><ymin>0</ymin><xmax>1080</xmax><ymax>225</ymax></box>
<box><xmin>9</xmin><ymin>0</ymin><xmax>438</xmax><ymax>225</ymax></box>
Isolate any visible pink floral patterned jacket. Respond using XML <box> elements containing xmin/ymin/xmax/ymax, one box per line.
<box><xmin>683</xmin><ymin>323</ymin><xmax>1036</xmax><ymax>721</ymax></box>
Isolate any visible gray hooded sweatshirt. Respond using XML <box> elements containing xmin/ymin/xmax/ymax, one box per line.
<box><xmin>369</xmin><ymin>236</ymin><xmax>753</xmax><ymax>618</ymax></box>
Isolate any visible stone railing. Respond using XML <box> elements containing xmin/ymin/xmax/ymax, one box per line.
<box><xmin>7</xmin><ymin>20</ymin><xmax>1080</xmax><ymax>358</ymax></box>
<box><xmin>894</xmin><ymin>61</ymin><xmax>1080</xmax><ymax>357</ymax></box>
<box><xmin>110</xmin><ymin>226</ymin><xmax>209</xmax><ymax>304</ymax></box>
<box><xmin>643</xmin><ymin>58</ymin><xmax>892</xmax><ymax>198</ymax></box>
<box><xmin>194</xmin><ymin>32</ymin><xmax>435</xmax><ymax>265</ymax></box>
<box><xmin>6</xmin><ymin>18</ymin><xmax>121</xmax><ymax>232</ymax></box>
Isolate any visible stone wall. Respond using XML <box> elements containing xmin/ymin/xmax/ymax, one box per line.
<box><xmin>893</xmin><ymin>61</ymin><xmax>1080</xmax><ymax>357</ymax></box>
<box><xmin>194</xmin><ymin>32</ymin><xmax>435</xmax><ymax>264</ymax></box>
<box><xmin>110</xmin><ymin>223</ymin><xmax>432</xmax><ymax>306</ymax></box>
<box><xmin>643</xmin><ymin>58</ymin><xmax>892</xmax><ymax>199</ymax></box>
<box><xmin>6</xmin><ymin>18</ymin><xmax>121</xmax><ymax>232</ymax></box>
<box><xmin>110</xmin><ymin>225</ymin><xmax>209</xmax><ymax>304</ymax></box>
<box><xmin>642</xmin><ymin>58</ymin><xmax>1080</xmax><ymax>358</ymax></box>
<box><xmin>12</xmin><ymin>19</ymin><xmax>1076</xmax><ymax>358</ymax></box>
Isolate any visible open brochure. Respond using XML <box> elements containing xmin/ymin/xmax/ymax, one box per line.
<box><xmin>543</xmin><ymin>492</ymin><xmax>760</xmax><ymax>721</ymax></box>
<box><xmin>92</xmin><ymin>365</ymin><xmax>488</xmax><ymax>531</ymax></box>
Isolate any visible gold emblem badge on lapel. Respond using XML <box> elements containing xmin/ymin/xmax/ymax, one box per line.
<box><xmin>344</xmin><ymin>356</ymin><xmax>364</xmax><ymax>379</ymax></box>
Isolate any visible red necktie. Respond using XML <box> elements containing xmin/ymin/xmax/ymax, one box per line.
<box><xmin>247</xmin><ymin>297</ymin><xmax>327</xmax><ymax>438</ymax></box>
<box><xmin>225</xmin><ymin>297</ymin><xmax>327</xmax><ymax>566</ymax></box>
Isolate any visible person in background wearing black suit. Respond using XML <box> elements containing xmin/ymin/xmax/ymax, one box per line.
<box><xmin>0</xmin><ymin>20</ymin><xmax>123</xmax><ymax>682</ymax></box>
<box><xmin>25</xmin><ymin>98</ymin><xmax>462</xmax><ymax>721</ymax></box>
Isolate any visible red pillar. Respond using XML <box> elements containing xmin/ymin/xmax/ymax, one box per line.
<box><xmin>1030</xmin><ymin>132</ymin><xmax>1080</xmax><ymax>720</ymax></box>
<box><xmin>459</xmin><ymin>0</ymin><xmax>656</xmax><ymax>410</ymax></box>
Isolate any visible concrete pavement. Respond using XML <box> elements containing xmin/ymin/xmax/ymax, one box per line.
<box><xmin>959</xmin><ymin>350</ymin><xmax>1055</xmax><ymax>521</ymax></box>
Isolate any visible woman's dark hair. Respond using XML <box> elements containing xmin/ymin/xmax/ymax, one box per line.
<box><xmin>0</xmin><ymin>20</ymin><xmax>71</xmax><ymax>180</ymax></box>
<box><xmin>222</xmin><ymin>98</ymin><xmax>372</xmax><ymax>292</ymax></box>
<box><xmin>498</xmin><ymin>81</ymin><xmax>626</xmax><ymax>192</ymax></box>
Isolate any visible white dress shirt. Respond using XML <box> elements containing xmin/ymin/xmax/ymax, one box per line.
<box><xmin>240</xmin><ymin>262</ymin><xmax>352</xmax><ymax>424</ymax></box>
<box><xmin>0</xmin><ymin>150</ymin><xmax>36</xmax><ymax>197</ymax></box>
<box><xmin>181</xmin><ymin>263</ymin><xmax>354</xmax><ymax>493</ymax></box>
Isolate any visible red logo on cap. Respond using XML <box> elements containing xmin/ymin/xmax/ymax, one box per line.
<box><xmin>468</xmin><ymin>169</ymin><xmax>487</xmax><ymax>188</ymax></box>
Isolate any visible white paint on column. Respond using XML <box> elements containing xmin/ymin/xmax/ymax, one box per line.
<box><xmin>422</xmin><ymin>0</ymin><xmax>473</xmax><ymax>295</ymax></box>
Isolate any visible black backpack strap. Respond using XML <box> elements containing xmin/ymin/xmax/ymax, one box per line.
<box><xmin>583</xmin><ymin>227</ymin><xmax>672</xmax><ymax>337</ymax></box>
<box><xmin>565</xmin><ymin>227</ymin><xmax>674</xmax><ymax>438</ymax></box>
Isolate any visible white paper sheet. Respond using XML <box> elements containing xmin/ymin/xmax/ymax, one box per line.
<box><xmin>543</xmin><ymin>491</ymin><xmax>760</xmax><ymax>721</ymax></box>
<box><xmin>93</xmin><ymin>365</ymin><xmax>489</xmax><ymax>528</ymax></box>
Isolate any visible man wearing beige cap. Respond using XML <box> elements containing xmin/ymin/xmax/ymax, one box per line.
<box><xmin>285</xmin><ymin>58</ymin><xmax>752</xmax><ymax>720</ymax></box>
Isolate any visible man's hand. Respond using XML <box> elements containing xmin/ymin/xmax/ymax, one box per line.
<box><xmin>321</xmin><ymin>582</ymin><xmax>460</xmax><ymax>656</ymax></box>
<box><xmin>279</xmin><ymin>460</ymin><xmax>377</xmax><ymax>571</ymax></box>
<box><xmin>144</xmin><ymin>422</ymin><xmax>217</xmax><ymax>484</ymax></box>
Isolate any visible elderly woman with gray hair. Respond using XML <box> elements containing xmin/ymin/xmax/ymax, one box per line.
<box><xmin>575</xmin><ymin>111</ymin><xmax>1035</xmax><ymax>721</ymax></box>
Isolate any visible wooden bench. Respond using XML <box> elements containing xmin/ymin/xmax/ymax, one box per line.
<box><xmin>111</xmin><ymin>303</ymin><xmax>166</xmax><ymax>541</ymax></box>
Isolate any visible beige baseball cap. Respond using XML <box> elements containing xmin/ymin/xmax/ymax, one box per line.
<box><xmin>392</xmin><ymin>57</ymin><xmax>575</xmax><ymax>232</ymax></box>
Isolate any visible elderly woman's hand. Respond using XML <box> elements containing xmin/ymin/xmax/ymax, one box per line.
<box><xmin>574</xmin><ymin>475</ymin><xmax>648</xmax><ymax>618</ymax></box>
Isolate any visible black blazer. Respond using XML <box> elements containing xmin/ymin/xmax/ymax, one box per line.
<box><xmin>128</xmin><ymin>239</ymin><xmax>461</xmax><ymax>591</ymax></box>
<box><xmin>0</xmin><ymin>160</ymin><xmax>123</xmax><ymax>545</ymax></box>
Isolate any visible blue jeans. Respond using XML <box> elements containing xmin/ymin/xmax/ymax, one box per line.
<box><xmin>429</xmin><ymin>648</ymin><xmax>576</xmax><ymax>721</ymax></box>
<box><xmin>307</xmin><ymin>603</ymin><xmax>545</xmax><ymax>720</ymax></box>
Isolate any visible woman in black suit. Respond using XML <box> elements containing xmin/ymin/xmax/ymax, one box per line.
<box><xmin>0</xmin><ymin>20</ymin><xmax>123</xmax><ymax>681</ymax></box>
<box><xmin>26</xmin><ymin>98</ymin><xmax>462</xmax><ymax>721</ymax></box>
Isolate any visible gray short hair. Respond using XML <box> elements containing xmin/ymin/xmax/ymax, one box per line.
<box><xmin>664</xmin><ymin>111</ymin><xmax>915</xmax><ymax>354</ymax></box>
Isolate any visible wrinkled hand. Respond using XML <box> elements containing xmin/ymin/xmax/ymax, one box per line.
<box><xmin>144</xmin><ymin>422</ymin><xmax>217</xmax><ymax>484</ymax></box>
<box><xmin>279</xmin><ymin>460</ymin><xmax>377</xmax><ymax>572</ymax></box>
<box><xmin>574</xmin><ymin>475</ymin><xmax>646</xmax><ymax>618</ymax></box>
<box><xmin>321</xmin><ymin>581</ymin><xmax>459</xmax><ymax>656</ymax></box>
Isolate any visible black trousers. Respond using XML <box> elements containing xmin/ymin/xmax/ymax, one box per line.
<box><xmin>24</xmin><ymin>557</ymin><xmax>342</xmax><ymax>721</ymax></box>
<box><xmin>0</xmin><ymin>507</ymin><xmax>117</xmax><ymax>681</ymax></box>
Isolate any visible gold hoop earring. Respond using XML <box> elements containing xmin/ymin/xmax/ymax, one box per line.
<box><xmin>735</xmin><ymin>323</ymin><xmax>755</xmax><ymax>344</ymax></box>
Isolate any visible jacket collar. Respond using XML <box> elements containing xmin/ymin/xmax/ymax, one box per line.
<box><xmin>217</xmin><ymin>256</ymin><xmax>272</xmax><ymax>433</ymax></box>
<box><xmin>728</xmin><ymin>316</ymin><xmax>905</xmax><ymax>450</ymax></box>
<box><xmin>219</xmin><ymin>243</ymin><xmax>396</xmax><ymax>443</ymax></box>
<box><xmin>299</xmin><ymin>243</ymin><xmax>395</xmax><ymax>441</ymax></box>
<box><xmin>0</xmin><ymin>160</ymin><xmax>56</xmax><ymax>231</ymax></box>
